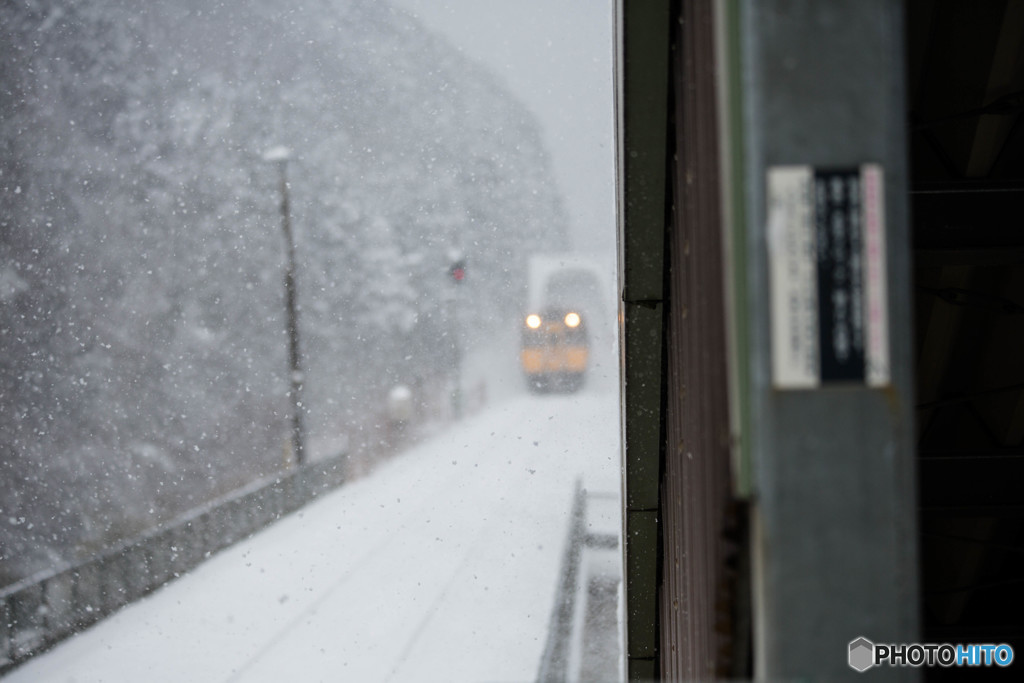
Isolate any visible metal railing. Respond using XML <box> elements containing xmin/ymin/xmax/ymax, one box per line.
<box><xmin>537</xmin><ymin>481</ymin><xmax>622</xmax><ymax>683</ymax></box>
<box><xmin>0</xmin><ymin>453</ymin><xmax>347</xmax><ymax>674</ymax></box>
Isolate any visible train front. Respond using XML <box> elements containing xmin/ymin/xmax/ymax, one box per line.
<box><xmin>520</xmin><ymin>307</ymin><xmax>589</xmax><ymax>393</ymax></box>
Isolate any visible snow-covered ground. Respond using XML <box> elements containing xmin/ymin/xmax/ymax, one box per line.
<box><xmin>7</xmin><ymin>386</ymin><xmax>622</xmax><ymax>682</ymax></box>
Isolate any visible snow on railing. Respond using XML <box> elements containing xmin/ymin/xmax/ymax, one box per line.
<box><xmin>0</xmin><ymin>452</ymin><xmax>348</xmax><ymax>674</ymax></box>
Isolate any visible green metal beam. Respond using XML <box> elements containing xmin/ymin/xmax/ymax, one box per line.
<box><xmin>716</xmin><ymin>0</ymin><xmax>754</xmax><ymax>498</ymax></box>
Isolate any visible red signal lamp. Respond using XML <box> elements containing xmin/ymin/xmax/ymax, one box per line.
<box><xmin>449</xmin><ymin>259</ymin><xmax>466</xmax><ymax>283</ymax></box>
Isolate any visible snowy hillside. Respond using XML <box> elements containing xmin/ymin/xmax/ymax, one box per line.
<box><xmin>0</xmin><ymin>0</ymin><xmax>570</xmax><ymax>583</ymax></box>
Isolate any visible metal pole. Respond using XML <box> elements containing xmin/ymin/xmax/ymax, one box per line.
<box><xmin>447</xmin><ymin>252</ymin><xmax>465</xmax><ymax>420</ymax></box>
<box><xmin>277</xmin><ymin>159</ymin><xmax>306</xmax><ymax>466</ymax></box>
<box><xmin>451</xmin><ymin>280</ymin><xmax>462</xmax><ymax>420</ymax></box>
<box><xmin>739</xmin><ymin>1</ymin><xmax>918</xmax><ymax>678</ymax></box>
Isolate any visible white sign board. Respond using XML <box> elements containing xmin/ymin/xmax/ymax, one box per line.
<box><xmin>767</xmin><ymin>164</ymin><xmax>890</xmax><ymax>389</ymax></box>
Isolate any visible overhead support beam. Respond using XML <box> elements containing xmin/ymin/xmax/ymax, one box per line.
<box><xmin>919</xmin><ymin>453</ymin><xmax>1024</xmax><ymax>514</ymax></box>
<box><xmin>913</xmin><ymin>186</ymin><xmax>1024</xmax><ymax>250</ymax></box>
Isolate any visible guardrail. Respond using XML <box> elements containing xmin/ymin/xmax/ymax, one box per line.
<box><xmin>0</xmin><ymin>453</ymin><xmax>347</xmax><ymax>674</ymax></box>
<box><xmin>537</xmin><ymin>481</ymin><xmax>621</xmax><ymax>683</ymax></box>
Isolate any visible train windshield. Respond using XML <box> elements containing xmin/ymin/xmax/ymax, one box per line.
<box><xmin>0</xmin><ymin>0</ymin><xmax>622</xmax><ymax>680</ymax></box>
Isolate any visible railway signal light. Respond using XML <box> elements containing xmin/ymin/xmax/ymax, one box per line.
<box><xmin>449</xmin><ymin>258</ymin><xmax>466</xmax><ymax>284</ymax></box>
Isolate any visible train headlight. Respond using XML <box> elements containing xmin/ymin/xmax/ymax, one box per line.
<box><xmin>564</xmin><ymin>312</ymin><xmax>581</xmax><ymax>328</ymax></box>
<box><xmin>526</xmin><ymin>314</ymin><xmax>542</xmax><ymax>329</ymax></box>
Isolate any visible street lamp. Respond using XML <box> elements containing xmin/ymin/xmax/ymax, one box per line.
<box><xmin>263</xmin><ymin>145</ymin><xmax>306</xmax><ymax>466</ymax></box>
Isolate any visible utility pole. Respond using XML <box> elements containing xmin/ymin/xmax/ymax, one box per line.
<box><xmin>264</xmin><ymin>146</ymin><xmax>306</xmax><ymax>466</ymax></box>
<box><xmin>448</xmin><ymin>251</ymin><xmax>466</xmax><ymax>419</ymax></box>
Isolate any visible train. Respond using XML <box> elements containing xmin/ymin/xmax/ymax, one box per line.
<box><xmin>520</xmin><ymin>306</ymin><xmax>589</xmax><ymax>393</ymax></box>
